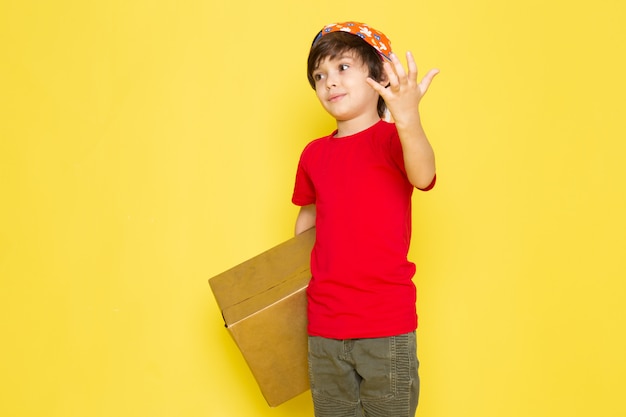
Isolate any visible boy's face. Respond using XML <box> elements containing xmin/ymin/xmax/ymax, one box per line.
<box><xmin>312</xmin><ymin>52</ymin><xmax>381</xmax><ymax>123</ymax></box>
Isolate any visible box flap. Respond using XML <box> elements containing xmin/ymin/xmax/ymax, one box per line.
<box><xmin>209</xmin><ymin>228</ymin><xmax>315</xmax><ymax>326</ymax></box>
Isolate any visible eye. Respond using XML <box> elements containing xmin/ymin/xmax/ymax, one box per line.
<box><xmin>339</xmin><ymin>64</ymin><xmax>350</xmax><ymax>71</ymax></box>
<box><xmin>313</xmin><ymin>73</ymin><xmax>325</xmax><ymax>82</ymax></box>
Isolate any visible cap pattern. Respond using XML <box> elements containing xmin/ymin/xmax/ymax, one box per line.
<box><xmin>313</xmin><ymin>21</ymin><xmax>392</xmax><ymax>61</ymax></box>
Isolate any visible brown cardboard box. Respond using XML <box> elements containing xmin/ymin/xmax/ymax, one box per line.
<box><xmin>209</xmin><ymin>228</ymin><xmax>315</xmax><ymax>407</ymax></box>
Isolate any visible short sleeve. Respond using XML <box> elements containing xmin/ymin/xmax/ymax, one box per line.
<box><xmin>292</xmin><ymin>150</ymin><xmax>316</xmax><ymax>206</ymax></box>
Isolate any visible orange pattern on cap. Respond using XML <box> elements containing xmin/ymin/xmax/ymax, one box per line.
<box><xmin>314</xmin><ymin>21</ymin><xmax>393</xmax><ymax>61</ymax></box>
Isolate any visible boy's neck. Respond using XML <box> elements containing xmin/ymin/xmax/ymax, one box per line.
<box><xmin>334</xmin><ymin>113</ymin><xmax>382</xmax><ymax>138</ymax></box>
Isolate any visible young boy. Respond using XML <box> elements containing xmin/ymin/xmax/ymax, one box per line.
<box><xmin>292</xmin><ymin>22</ymin><xmax>438</xmax><ymax>417</ymax></box>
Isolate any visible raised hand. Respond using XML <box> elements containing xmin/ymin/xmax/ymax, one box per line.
<box><xmin>367</xmin><ymin>51</ymin><xmax>439</xmax><ymax>126</ymax></box>
<box><xmin>367</xmin><ymin>51</ymin><xmax>438</xmax><ymax>189</ymax></box>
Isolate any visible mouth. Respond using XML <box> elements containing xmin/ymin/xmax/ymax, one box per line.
<box><xmin>328</xmin><ymin>93</ymin><xmax>346</xmax><ymax>103</ymax></box>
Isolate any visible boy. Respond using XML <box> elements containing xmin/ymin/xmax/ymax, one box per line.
<box><xmin>292</xmin><ymin>22</ymin><xmax>438</xmax><ymax>417</ymax></box>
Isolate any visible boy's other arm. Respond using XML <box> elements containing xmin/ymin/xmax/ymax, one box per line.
<box><xmin>367</xmin><ymin>51</ymin><xmax>439</xmax><ymax>189</ymax></box>
<box><xmin>295</xmin><ymin>204</ymin><xmax>316</xmax><ymax>235</ymax></box>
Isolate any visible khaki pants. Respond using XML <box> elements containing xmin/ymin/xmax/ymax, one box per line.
<box><xmin>308</xmin><ymin>332</ymin><xmax>419</xmax><ymax>417</ymax></box>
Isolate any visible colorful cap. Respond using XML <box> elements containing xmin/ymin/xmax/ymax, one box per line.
<box><xmin>312</xmin><ymin>21</ymin><xmax>393</xmax><ymax>61</ymax></box>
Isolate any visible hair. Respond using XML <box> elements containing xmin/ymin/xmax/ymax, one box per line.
<box><xmin>307</xmin><ymin>31</ymin><xmax>387</xmax><ymax>118</ymax></box>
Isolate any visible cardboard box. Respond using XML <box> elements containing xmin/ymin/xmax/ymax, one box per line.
<box><xmin>209</xmin><ymin>228</ymin><xmax>315</xmax><ymax>407</ymax></box>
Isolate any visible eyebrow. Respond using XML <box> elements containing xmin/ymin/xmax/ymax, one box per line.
<box><xmin>315</xmin><ymin>54</ymin><xmax>355</xmax><ymax>69</ymax></box>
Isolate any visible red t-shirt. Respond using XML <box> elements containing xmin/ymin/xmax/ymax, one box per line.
<box><xmin>292</xmin><ymin>120</ymin><xmax>435</xmax><ymax>339</ymax></box>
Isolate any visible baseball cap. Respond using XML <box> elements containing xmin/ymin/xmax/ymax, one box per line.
<box><xmin>312</xmin><ymin>21</ymin><xmax>393</xmax><ymax>61</ymax></box>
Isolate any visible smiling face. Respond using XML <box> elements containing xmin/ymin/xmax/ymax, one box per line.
<box><xmin>307</xmin><ymin>31</ymin><xmax>388</xmax><ymax>120</ymax></box>
<box><xmin>312</xmin><ymin>53</ymin><xmax>382</xmax><ymax>127</ymax></box>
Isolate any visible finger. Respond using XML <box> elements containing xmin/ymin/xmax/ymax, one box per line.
<box><xmin>383</xmin><ymin>60</ymin><xmax>399</xmax><ymax>88</ymax></box>
<box><xmin>366</xmin><ymin>77</ymin><xmax>388</xmax><ymax>96</ymax></box>
<box><xmin>418</xmin><ymin>68</ymin><xmax>440</xmax><ymax>94</ymax></box>
<box><xmin>389</xmin><ymin>53</ymin><xmax>408</xmax><ymax>85</ymax></box>
<box><xmin>406</xmin><ymin>51</ymin><xmax>418</xmax><ymax>81</ymax></box>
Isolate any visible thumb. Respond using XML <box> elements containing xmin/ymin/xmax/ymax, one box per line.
<box><xmin>419</xmin><ymin>69</ymin><xmax>440</xmax><ymax>94</ymax></box>
<box><xmin>366</xmin><ymin>77</ymin><xmax>391</xmax><ymax>95</ymax></box>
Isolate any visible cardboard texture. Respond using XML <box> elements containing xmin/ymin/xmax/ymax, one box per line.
<box><xmin>209</xmin><ymin>228</ymin><xmax>315</xmax><ymax>407</ymax></box>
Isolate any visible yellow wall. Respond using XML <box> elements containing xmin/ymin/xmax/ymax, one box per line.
<box><xmin>1</xmin><ymin>1</ymin><xmax>625</xmax><ymax>416</ymax></box>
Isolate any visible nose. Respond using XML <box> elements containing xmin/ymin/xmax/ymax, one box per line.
<box><xmin>325</xmin><ymin>72</ymin><xmax>338</xmax><ymax>90</ymax></box>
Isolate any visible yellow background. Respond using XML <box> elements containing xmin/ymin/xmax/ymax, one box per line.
<box><xmin>1</xmin><ymin>0</ymin><xmax>625</xmax><ymax>416</ymax></box>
